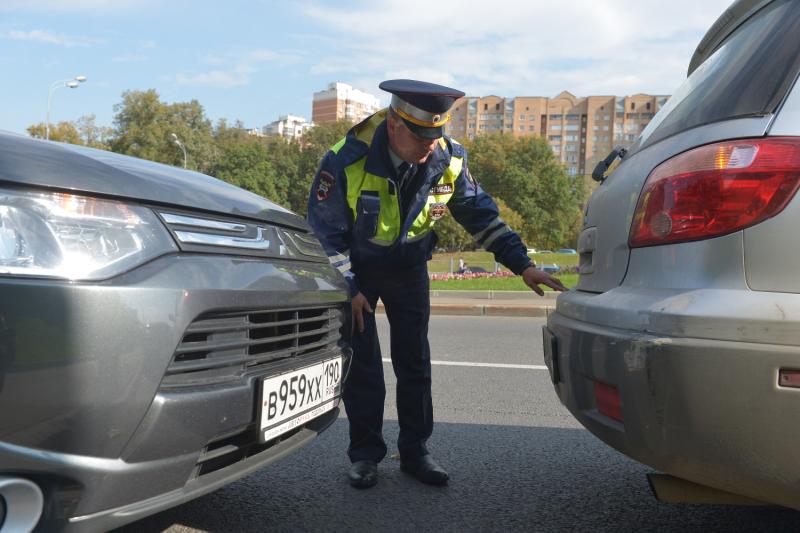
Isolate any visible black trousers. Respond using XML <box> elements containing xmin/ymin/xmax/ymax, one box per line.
<box><xmin>344</xmin><ymin>264</ymin><xmax>432</xmax><ymax>463</ymax></box>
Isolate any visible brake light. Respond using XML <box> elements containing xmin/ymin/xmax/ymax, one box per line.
<box><xmin>630</xmin><ymin>138</ymin><xmax>800</xmax><ymax>247</ymax></box>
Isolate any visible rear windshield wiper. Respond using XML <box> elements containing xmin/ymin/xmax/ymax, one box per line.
<box><xmin>592</xmin><ymin>146</ymin><xmax>627</xmax><ymax>183</ymax></box>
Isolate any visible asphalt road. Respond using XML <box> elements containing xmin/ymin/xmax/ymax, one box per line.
<box><xmin>118</xmin><ymin>316</ymin><xmax>799</xmax><ymax>533</ymax></box>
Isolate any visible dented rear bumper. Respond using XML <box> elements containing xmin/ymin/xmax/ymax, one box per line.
<box><xmin>547</xmin><ymin>288</ymin><xmax>800</xmax><ymax>509</ymax></box>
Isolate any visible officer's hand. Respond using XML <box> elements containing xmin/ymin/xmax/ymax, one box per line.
<box><xmin>521</xmin><ymin>266</ymin><xmax>567</xmax><ymax>296</ymax></box>
<box><xmin>351</xmin><ymin>292</ymin><xmax>374</xmax><ymax>334</ymax></box>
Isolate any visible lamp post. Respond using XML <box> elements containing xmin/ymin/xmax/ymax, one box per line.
<box><xmin>46</xmin><ymin>75</ymin><xmax>87</xmax><ymax>141</ymax></box>
<box><xmin>170</xmin><ymin>133</ymin><xmax>187</xmax><ymax>169</ymax></box>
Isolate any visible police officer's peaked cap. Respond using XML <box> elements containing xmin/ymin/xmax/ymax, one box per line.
<box><xmin>379</xmin><ymin>79</ymin><xmax>465</xmax><ymax>139</ymax></box>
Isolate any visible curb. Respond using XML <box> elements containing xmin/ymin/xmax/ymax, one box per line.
<box><xmin>375</xmin><ymin>302</ymin><xmax>553</xmax><ymax>318</ymax></box>
<box><xmin>429</xmin><ymin>290</ymin><xmax>559</xmax><ymax>300</ymax></box>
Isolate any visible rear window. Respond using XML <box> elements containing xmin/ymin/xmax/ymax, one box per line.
<box><xmin>638</xmin><ymin>0</ymin><xmax>800</xmax><ymax>149</ymax></box>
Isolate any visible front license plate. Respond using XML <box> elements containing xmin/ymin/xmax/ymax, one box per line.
<box><xmin>259</xmin><ymin>357</ymin><xmax>342</xmax><ymax>442</ymax></box>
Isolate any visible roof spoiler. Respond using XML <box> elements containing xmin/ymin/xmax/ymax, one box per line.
<box><xmin>688</xmin><ymin>0</ymin><xmax>773</xmax><ymax>76</ymax></box>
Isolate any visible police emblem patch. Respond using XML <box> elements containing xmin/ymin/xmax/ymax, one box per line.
<box><xmin>430</xmin><ymin>184</ymin><xmax>454</xmax><ymax>195</ymax></box>
<box><xmin>316</xmin><ymin>171</ymin><xmax>335</xmax><ymax>201</ymax></box>
<box><xmin>429</xmin><ymin>202</ymin><xmax>447</xmax><ymax>220</ymax></box>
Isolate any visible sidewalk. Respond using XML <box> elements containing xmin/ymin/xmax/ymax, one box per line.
<box><xmin>375</xmin><ymin>290</ymin><xmax>558</xmax><ymax>317</ymax></box>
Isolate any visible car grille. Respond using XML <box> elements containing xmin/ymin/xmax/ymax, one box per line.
<box><xmin>162</xmin><ymin>305</ymin><xmax>344</xmax><ymax>387</ymax></box>
<box><xmin>191</xmin><ymin>404</ymin><xmax>337</xmax><ymax>479</ymax></box>
<box><xmin>157</xmin><ymin>211</ymin><xmax>326</xmax><ymax>261</ymax></box>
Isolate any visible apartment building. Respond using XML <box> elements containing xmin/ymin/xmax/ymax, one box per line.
<box><xmin>446</xmin><ymin>91</ymin><xmax>669</xmax><ymax>177</ymax></box>
<box><xmin>264</xmin><ymin>114</ymin><xmax>312</xmax><ymax>140</ymax></box>
<box><xmin>311</xmin><ymin>82</ymin><xmax>381</xmax><ymax>124</ymax></box>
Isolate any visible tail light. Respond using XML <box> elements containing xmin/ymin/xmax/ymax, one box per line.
<box><xmin>629</xmin><ymin>137</ymin><xmax>800</xmax><ymax>247</ymax></box>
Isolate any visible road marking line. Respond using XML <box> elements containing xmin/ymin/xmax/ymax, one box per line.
<box><xmin>381</xmin><ymin>358</ymin><xmax>547</xmax><ymax>370</ymax></box>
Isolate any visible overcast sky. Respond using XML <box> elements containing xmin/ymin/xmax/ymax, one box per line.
<box><xmin>0</xmin><ymin>0</ymin><xmax>733</xmax><ymax>135</ymax></box>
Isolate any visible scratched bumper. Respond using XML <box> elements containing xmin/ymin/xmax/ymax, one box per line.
<box><xmin>546</xmin><ymin>287</ymin><xmax>800</xmax><ymax>510</ymax></box>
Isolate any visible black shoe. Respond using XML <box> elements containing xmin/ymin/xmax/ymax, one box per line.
<box><xmin>348</xmin><ymin>460</ymin><xmax>378</xmax><ymax>488</ymax></box>
<box><xmin>400</xmin><ymin>454</ymin><xmax>449</xmax><ymax>486</ymax></box>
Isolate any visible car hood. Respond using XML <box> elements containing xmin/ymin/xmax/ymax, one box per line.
<box><xmin>0</xmin><ymin>131</ymin><xmax>309</xmax><ymax>231</ymax></box>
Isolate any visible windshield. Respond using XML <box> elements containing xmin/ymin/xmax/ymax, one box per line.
<box><xmin>637</xmin><ymin>0</ymin><xmax>800</xmax><ymax>150</ymax></box>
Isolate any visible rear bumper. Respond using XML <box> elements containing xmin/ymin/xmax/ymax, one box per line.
<box><xmin>547</xmin><ymin>290</ymin><xmax>800</xmax><ymax>510</ymax></box>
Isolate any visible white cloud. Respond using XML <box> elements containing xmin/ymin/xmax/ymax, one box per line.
<box><xmin>302</xmin><ymin>0</ymin><xmax>731</xmax><ymax>97</ymax></box>
<box><xmin>170</xmin><ymin>48</ymin><xmax>300</xmax><ymax>88</ymax></box>
<box><xmin>173</xmin><ymin>66</ymin><xmax>256</xmax><ymax>88</ymax></box>
<box><xmin>112</xmin><ymin>53</ymin><xmax>147</xmax><ymax>63</ymax></box>
<box><xmin>4</xmin><ymin>29</ymin><xmax>103</xmax><ymax>47</ymax></box>
<box><xmin>0</xmin><ymin>0</ymin><xmax>154</xmax><ymax>13</ymax></box>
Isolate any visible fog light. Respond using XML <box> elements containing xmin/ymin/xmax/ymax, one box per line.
<box><xmin>594</xmin><ymin>381</ymin><xmax>623</xmax><ymax>422</ymax></box>
<box><xmin>778</xmin><ymin>369</ymin><xmax>800</xmax><ymax>388</ymax></box>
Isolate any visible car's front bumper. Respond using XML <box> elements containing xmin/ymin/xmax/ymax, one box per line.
<box><xmin>0</xmin><ymin>253</ymin><xmax>351</xmax><ymax>531</ymax></box>
<box><xmin>6</xmin><ymin>405</ymin><xmax>340</xmax><ymax>533</ymax></box>
<box><xmin>546</xmin><ymin>288</ymin><xmax>800</xmax><ymax>510</ymax></box>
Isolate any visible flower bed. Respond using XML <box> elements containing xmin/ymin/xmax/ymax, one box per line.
<box><xmin>429</xmin><ymin>270</ymin><xmax>515</xmax><ymax>281</ymax></box>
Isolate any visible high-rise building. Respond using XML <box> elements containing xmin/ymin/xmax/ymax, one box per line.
<box><xmin>264</xmin><ymin>114</ymin><xmax>312</xmax><ymax>140</ymax></box>
<box><xmin>312</xmin><ymin>82</ymin><xmax>381</xmax><ymax>124</ymax></box>
<box><xmin>445</xmin><ymin>91</ymin><xmax>669</xmax><ymax>177</ymax></box>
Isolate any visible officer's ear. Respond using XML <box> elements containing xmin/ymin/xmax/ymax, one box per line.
<box><xmin>386</xmin><ymin>112</ymin><xmax>400</xmax><ymax>141</ymax></box>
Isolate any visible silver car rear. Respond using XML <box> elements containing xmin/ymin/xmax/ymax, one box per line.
<box><xmin>546</xmin><ymin>0</ymin><xmax>800</xmax><ymax>509</ymax></box>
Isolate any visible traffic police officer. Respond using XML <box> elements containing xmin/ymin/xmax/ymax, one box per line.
<box><xmin>307</xmin><ymin>79</ymin><xmax>566</xmax><ymax>488</ymax></box>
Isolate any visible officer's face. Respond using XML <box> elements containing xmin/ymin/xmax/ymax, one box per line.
<box><xmin>387</xmin><ymin>115</ymin><xmax>439</xmax><ymax>164</ymax></box>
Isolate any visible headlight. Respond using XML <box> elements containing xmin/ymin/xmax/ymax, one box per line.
<box><xmin>0</xmin><ymin>188</ymin><xmax>177</xmax><ymax>280</ymax></box>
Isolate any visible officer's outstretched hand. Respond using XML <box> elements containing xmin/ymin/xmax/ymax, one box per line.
<box><xmin>522</xmin><ymin>266</ymin><xmax>567</xmax><ymax>296</ymax></box>
<box><xmin>351</xmin><ymin>292</ymin><xmax>374</xmax><ymax>334</ymax></box>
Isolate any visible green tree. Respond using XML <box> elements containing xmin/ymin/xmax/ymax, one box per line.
<box><xmin>74</xmin><ymin>115</ymin><xmax>114</xmax><ymax>149</ymax></box>
<box><xmin>210</xmin><ymin>140</ymin><xmax>284</xmax><ymax>203</ymax></box>
<box><xmin>433</xmin><ymin>206</ymin><xmax>473</xmax><ymax>252</ymax></box>
<box><xmin>292</xmin><ymin>120</ymin><xmax>353</xmax><ymax>215</ymax></box>
<box><xmin>28</xmin><ymin>115</ymin><xmax>112</xmax><ymax>150</ymax></box>
<box><xmin>209</xmin><ymin>119</ymin><xmax>299</xmax><ymax>209</ymax></box>
<box><xmin>261</xmin><ymin>136</ymin><xmax>300</xmax><ymax>209</ymax></box>
<box><xmin>434</xmin><ymin>197</ymin><xmax>524</xmax><ymax>252</ymax></box>
<box><xmin>109</xmin><ymin>89</ymin><xmax>215</xmax><ymax>172</ymax></box>
<box><xmin>27</xmin><ymin>121</ymin><xmax>81</xmax><ymax>144</ymax></box>
<box><xmin>463</xmin><ymin>134</ymin><xmax>584</xmax><ymax>249</ymax></box>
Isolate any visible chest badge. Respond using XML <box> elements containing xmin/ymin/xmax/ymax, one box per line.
<box><xmin>429</xmin><ymin>202</ymin><xmax>447</xmax><ymax>220</ymax></box>
<box><xmin>430</xmin><ymin>183</ymin><xmax>454</xmax><ymax>195</ymax></box>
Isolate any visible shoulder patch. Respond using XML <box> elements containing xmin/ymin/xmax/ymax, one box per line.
<box><xmin>316</xmin><ymin>171</ymin><xmax>336</xmax><ymax>201</ymax></box>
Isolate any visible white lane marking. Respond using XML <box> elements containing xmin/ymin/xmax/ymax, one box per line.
<box><xmin>381</xmin><ymin>358</ymin><xmax>547</xmax><ymax>370</ymax></box>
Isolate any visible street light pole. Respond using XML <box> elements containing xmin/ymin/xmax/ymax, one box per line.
<box><xmin>46</xmin><ymin>75</ymin><xmax>87</xmax><ymax>141</ymax></box>
<box><xmin>170</xmin><ymin>133</ymin><xmax>187</xmax><ymax>169</ymax></box>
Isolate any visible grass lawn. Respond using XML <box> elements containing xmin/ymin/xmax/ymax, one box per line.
<box><xmin>430</xmin><ymin>273</ymin><xmax>578</xmax><ymax>291</ymax></box>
